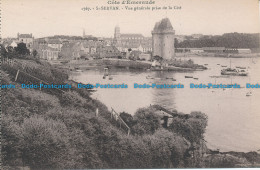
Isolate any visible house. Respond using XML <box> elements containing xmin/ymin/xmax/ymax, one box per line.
<box><xmin>17</xmin><ymin>33</ymin><xmax>34</xmax><ymax>50</ymax></box>
<box><xmin>10</xmin><ymin>41</ymin><xmax>18</xmax><ymax>48</ymax></box>
<box><xmin>47</xmin><ymin>39</ymin><xmax>63</xmax><ymax>51</ymax></box>
<box><xmin>34</xmin><ymin>41</ymin><xmax>59</xmax><ymax>60</ymax></box>
<box><xmin>2</xmin><ymin>40</ymin><xmax>18</xmax><ymax>50</ymax></box>
<box><xmin>96</xmin><ymin>45</ymin><xmax>121</xmax><ymax>58</ymax></box>
<box><xmin>41</xmin><ymin>47</ymin><xmax>59</xmax><ymax>60</ymax></box>
<box><xmin>60</xmin><ymin>42</ymin><xmax>85</xmax><ymax>60</ymax></box>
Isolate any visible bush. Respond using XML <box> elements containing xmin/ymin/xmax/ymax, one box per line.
<box><xmin>18</xmin><ymin>116</ymin><xmax>71</xmax><ymax>169</ymax></box>
<box><xmin>168</xmin><ymin>111</ymin><xmax>208</xmax><ymax>144</ymax></box>
<box><xmin>132</xmin><ymin>107</ymin><xmax>161</xmax><ymax>135</ymax></box>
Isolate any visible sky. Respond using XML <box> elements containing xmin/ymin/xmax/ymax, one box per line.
<box><xmin>1</xmin><ymin>0</ymin><xmax>260</xmax><ymax>38</ymax></box>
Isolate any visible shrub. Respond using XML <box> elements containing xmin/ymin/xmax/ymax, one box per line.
<box><xmin>132</xmin><ymin>107</ymin><xmax>161</xmax><ymax>135</ymax></box>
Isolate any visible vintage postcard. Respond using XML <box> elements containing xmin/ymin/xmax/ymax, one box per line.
<box><xmin>1</xmin><ymin>0</ymin><xmax>260</xmax><ymax>169</ymax></box>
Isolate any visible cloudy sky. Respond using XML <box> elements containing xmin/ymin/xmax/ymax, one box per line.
<box><xmin>2</xmin><ymin>0</ymin><xmax>260</xmax><ymax>38</ymax></box>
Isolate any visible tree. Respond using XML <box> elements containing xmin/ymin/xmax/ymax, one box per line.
<box><xmin>32</xmin><ymin>50</ymin><xmax>38</xmax><ymax>57</ymax></box>
<box><xmin>120</xmin><ymin>112</ymin><xmax>136</xmax><ymax>128</ymax></box>
<box><xmin>132</xmin><ymin>107</ymin><xmax>161</xmax><ymax>135</ymax></box>
<box><xmin>174</xmin><ymin>38</ymin><xmax>179</xmax><ymax>48</ymax></box>
<box><xmin>15</xmin><ymin>42</ymin><xmax>30</xmax><ymax>56</ymax></box>
<box><xmin>0</xmin><ymin>44</ymin><xmax>8</xmax><ymax>58</ymax></box>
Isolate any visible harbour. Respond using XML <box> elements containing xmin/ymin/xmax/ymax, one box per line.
<box><xmin>71</xmin><ymin>55</ymin><xmax>260</xmax><ymax>152</ymax></box>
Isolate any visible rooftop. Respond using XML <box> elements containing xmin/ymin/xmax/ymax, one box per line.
<box><xmin>18</xmin><ymin>34</ymin><xmax>33</xmax><ymax>38</ymax></box>
<box><xmin>152</xmin><ymin>18</ymin><xmax>174</xmax><ymax>33</ymax></box>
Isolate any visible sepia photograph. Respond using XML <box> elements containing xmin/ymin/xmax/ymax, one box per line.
<box><xmin>0</xmin><ymin>0</ymin><xmax>260</xmax><ymax>169</ymax></box>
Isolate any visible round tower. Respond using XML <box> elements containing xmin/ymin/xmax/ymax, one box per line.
<box><xmin>114</xmin><ymin>25</ymin><xmax>121</xmax><ymax>46</ymax></box>
<box><xmin>152</xmin><ymin>18</ymin><xmax>175</xmax><ymax>60</ymax></box>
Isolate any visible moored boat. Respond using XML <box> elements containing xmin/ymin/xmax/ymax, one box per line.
<box><xmin>185</xmin><ymin>76</ymin><xmax>193</xmax><ymax>78</ymax></box>
<box><xmin>246</xmin><ymin>92</ymin><xmax>252</xmax><ymax>96</ymax></box>
<box><xmin>221</xmin><ymin>68</ymin><xmax>248</xmax><ymax>76</ymax></box>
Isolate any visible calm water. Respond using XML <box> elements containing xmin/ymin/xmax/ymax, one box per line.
<box><xmin>71</xmin><ymin>56</ymin><xmax>260</xmax><ymax>152</ymax></box>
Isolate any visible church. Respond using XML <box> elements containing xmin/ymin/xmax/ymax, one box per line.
<box><xmin>113</xmin><ymin>25</ymin><xmax>152</xmax><ymax>53</ymax></box>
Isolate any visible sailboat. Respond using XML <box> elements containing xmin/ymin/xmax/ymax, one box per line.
<box><xmin>221</xmin><ymin>59</ymin><xmax>248</xmax><ymax>76</ymax></box>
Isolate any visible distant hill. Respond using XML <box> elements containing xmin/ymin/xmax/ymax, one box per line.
<box><xmin>175</xmin><ymin>33</ymin><xmax>260</xmax><ymax>49</ymax></box>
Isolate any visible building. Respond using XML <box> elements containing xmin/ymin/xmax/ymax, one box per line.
<box><xmin>96</xmin><ymin>45</ymin><xmax>121</xmax><ymax>58</ymax></box>
<box><xmin>152</xmin><ymin>18</ymin><xmax>175</xmax><ymax>60</ymax></box>
<box><xmin>47</xmin><ymin>39</ymin><xmax>63</xmax><ymax>51</ymax></box>
<box><xmin>60</xmin><ymin>42</ymin><xmax>83</xmax><ymax>59</ymax></box>
<box><xmin>113</xmin><ymin>26</ymin><xmax>152</xmax><ymax>53</ymax></box>
<box><xmin>202</xmin><ymin>47</ymin><xmax>225</xmax><ymax>53</ymax></box>
<box><xmin>33</xmin><ymin>39</ymin><xmax>59</xmax><ymax>60</ymax></box>
<box><xmin>41</xmin><ymin>47</ymin><xmax>59</xmax><ymax>60</ymax></box>
<box><xmin>17</xmin><ymin>33</ymin><xmax>34</xmax><ymax>50</ymax></box>
<box><xmin>114</xmin><ymin>25</ymin><xmax>122</xmax><ymax>51</ymax></box>
<box><xmin>237</xmin><ymin>49</ymin><xmax>251</xmax><ymax>54</ymax></box>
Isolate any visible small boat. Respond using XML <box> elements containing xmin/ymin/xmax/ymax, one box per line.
<box><xmin>236</xmin><ymin>66</ymin><xmax>246</xmax><ymax>69</ymax></box>
<box><xmin>75</xmin><ymin>69</ymin><xmax>83</xmax><ymax>72</ymax></box>
<box><xmin>104</xmin><ymin>68</ymin><xmax>109</xmax><ymax>76</ymax></box>
<box><xmin>221</xmin><ymin>68</ymin><xmax>248</xmax><ymax>76</ymax></box>
<box><xmin>193</xmin><ymin>77</ymin><xmax>199</xmax><ymax>80</ymax></box>
<box><xmin>146</xmin><ymin>75</ymin><xmax>152</xmax><ymax>79</ymax></box>
<box><xmin>204</xmin><ymin>64</ymin><xmax>208</xmax><ymax>66</ymax></box>
<box><xmin>171</xmin><ymin>78</ymin><xmax>177</xmax><ymax>81</ymax></box>
<box><xmin>221</xmin><ymin>65</ymin><xmax>227</xmax><ymax>67</ymax></box>
<box><xmin>185</xmin><ymin>76</ymin><xmax>193</xmax><ymax>78</ymax></box>
<box><xmin>246</xmin><ymin>92</ymin><xmax>252</xmax><ymax>96</ymax></box>
<box><xmin>109</xmin><ymin>76</ymin><xmax>113</xmax><ymax>80</ymax></box>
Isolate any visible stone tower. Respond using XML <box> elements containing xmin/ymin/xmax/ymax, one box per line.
<box><xmin>152</xmin><ymin>18</ymin><xmax>175</xmax><ymax>60</ymax></box>
<box><xmin>114</xmin><ymin>25</ymin><xmax>121</xmax><ymax>46</ymax></box>
<box><xmin>113</xmin><ymin>25</ymin><xmax>122</xmax><ymax>51</ymax></box>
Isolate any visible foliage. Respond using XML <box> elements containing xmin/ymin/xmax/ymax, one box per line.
<box><xmin>175</xmin><ymin>33</ymin><xmax>260</xmax><ymax>49</ymax></box>
<box><xmin>18</xmin><ymin>116</ymin><xmax>71</xmax><ymax>169</ymax></box>
<box><xmin>32</xmin><ymin>49</ymin><xmax>38</xmax><ymax>57</ymax></box>
<box><xmin>132</xmin><ymin>107</ymin><xmax>161</xmax><ymax>135</ymax></box>
<box><xmin>119</xmin><ymin>112</ymin><xmax>136</xmax><ymax>128</ymax></box>
<box><xmin>168</xmin><ymin>111</ymin><xmax>208</xmax><ymax>144</ymax></box>
<box><xmin>15</xmin><ymin>42</ymin><xmax>30</xmax><ymax>56</ymax></box>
